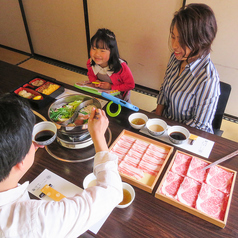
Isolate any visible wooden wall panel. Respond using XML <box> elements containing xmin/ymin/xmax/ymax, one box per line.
<box><xmin>87</xmin><ymin>0</ymin><xmax>183</xmax><ymax>90</ymax></box>
<box><xmin>186</xmin><ymin>0</ymin><xmax>238</xmax><ymax>117</ymax></box>
<box><xmin>22</xmin><ymin>0</ymin><xmax>88</xmax><ymax>68</ymax></box>
<box><xmin>0</xmin><ymin>0</ymin><xmax>30</xmax><ymax>53</ymax></box>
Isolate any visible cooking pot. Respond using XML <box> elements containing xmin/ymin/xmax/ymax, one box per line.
<box><xmin>48</xmin><ymin>94</ymin><xmax>101</xmax><ymax>136</ymax></box>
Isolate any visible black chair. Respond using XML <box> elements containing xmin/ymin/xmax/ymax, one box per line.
<box><xmin>212</xmin><ymin>81</ymin><xmax>231</xmax><ymax>136</ymax></box>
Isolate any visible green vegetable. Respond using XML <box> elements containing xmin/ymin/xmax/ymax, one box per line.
<box><xmin>68</xmin><ymin>100</ymin><xmax>82</xmax><ymax>110</ymax></box>
<box><xmin>49</xmin><ymin>100</ymin><xmax>82</xmax><ymax>121</ymax></box>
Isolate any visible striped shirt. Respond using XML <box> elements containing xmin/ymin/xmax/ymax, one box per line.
<box><xmin>157</xmin><ymin>53</ymin><xmax>220</xmax><ymax>133</ymax></box>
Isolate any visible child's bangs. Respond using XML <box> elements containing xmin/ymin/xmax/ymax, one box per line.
<box><xmin>92</xmin><ymin>38</ymin><xmax>109</xmax><ymax>50</ymax></box>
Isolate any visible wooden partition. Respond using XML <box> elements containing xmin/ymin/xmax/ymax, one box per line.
<box><xmin>186</xmin><ymin>0</ymin><xmax>238</xmax><ymax>117</ymax></box>
<box><xmin>87</xmin><ymin>0</ymin><xmax>182</xmax><ymax>90</ymax></box>
<box><xmin>0</xmin><ymin>0</ymin><xmax>30</xmax><ymax>53</ymax></box>
<box><xmin>22</xmin><ymin>0</ymin><xmax>88</xmax><ymax>68</ymax></box>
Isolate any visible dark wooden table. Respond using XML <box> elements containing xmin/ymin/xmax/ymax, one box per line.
<box><xmin>1</xmin><ymin>60</ymin><xmax>238</xmax><ymax>238</ymax></box>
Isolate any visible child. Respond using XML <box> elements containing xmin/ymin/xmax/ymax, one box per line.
<box><xmin>155</xmin><ymin>4</ymin><xmax>220</xmax><ymax>133</ymax></box>
<box><xmin>87</xmin><ymin>28</ymin><xmax>135</xmax><ymax>102</ymax></box>
<box><xmin>0</xmin><ymin>94</ymin><xmax>122</xmax><ymax>237</ymax></box>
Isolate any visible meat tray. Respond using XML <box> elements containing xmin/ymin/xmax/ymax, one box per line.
<box><xmin>13</xmin><ymin>77</ymin><xmax>64</xmax><ymax>108</ymax></box>
<box><xmin>109</xmin><ymin>130</ymin><xmax>173</xmax><ymax>193</ymax></box>
<box><xmin>155</xmin><ymin>150</ymin><xmax>236</xmax><ymax>228</ymax></box>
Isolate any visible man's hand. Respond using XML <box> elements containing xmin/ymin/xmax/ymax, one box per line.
<box><xmin>88</xmin><ymin>108</ymin><xmax>109</xmax><ymax>152</ymax></box>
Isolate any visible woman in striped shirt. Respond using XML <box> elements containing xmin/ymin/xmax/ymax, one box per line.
<box><xmin>156</xmin><ymin>4</ymin><xmax>220</xmax><ymax>133</ymax></box>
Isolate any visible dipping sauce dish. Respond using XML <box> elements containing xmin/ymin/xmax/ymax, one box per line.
<box><xmin>128</xmin><ymin>112</ymin><xmax>148</xmax><ymax>130</ymax></box>
<box><xmin>168</xmin><ymin>125</ymin><xmax>190</xmax><ymax>144</ymax></box>
<box><xmin>32</xmin><ymin>121</ymin><xmax>57</xmax><ymax>146</ymax></box>
<box><xmin>117</xmin><ymin>182</ymin><xmax>135</xmax><ymax>208</ymax></box>
<box><xmin>146</xmin><ymin>118</ymin><xmax>167</xmax><ymax>136</ymax></box>
<box><xmin>83</xmin><ymin>173</ymin><xmax>97</xmax><ymax>189</ymax></box>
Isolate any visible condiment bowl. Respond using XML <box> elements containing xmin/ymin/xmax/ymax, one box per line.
<box><xmin>116</xmin><ymin>182</ymin><xmax>135</xmax><ymax>209</ymax></box>
<box><xmin>128</xmin><ymin>113</ymin><xmax>148</xmax><ymax>130</ymax></box>
<box><xmin>83</xmin><ymin>173</ymin><xmax>97</xmax><ymax>189</ymax></box>
<box><xmin>168</xmin><ymin>125</ymin><xmax>190</xmax><ymax>144</ymax></box>
<box><xmin>32</xmin><ymin>121</ymin><xmax>57</xmax><ymax>146</ymax></box>
<box><xmin>146</xmin><ymin>118</ymin><xmax>167</xmax><ymax>136</ymax></box>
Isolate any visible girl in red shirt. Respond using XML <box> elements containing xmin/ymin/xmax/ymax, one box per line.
<box><xmin>87</xmin><ymin>28</ymin><xmax>135</xmax><ymax>102</ymax></box>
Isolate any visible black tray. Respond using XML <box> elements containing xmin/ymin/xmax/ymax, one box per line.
<box><xmin>13</xmin><ymin>76</ymin><xmax>65</xmax><ymax>109</ymax></box>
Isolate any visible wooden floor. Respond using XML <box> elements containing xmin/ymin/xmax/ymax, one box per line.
<box><xmin>1</xmin><ymin>47</ymin><xmax>237</xmax><ymax>143</ymax></box>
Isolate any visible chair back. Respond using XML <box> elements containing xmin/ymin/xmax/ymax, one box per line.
<box><xmin>212</xmin><ymin>81</ymin><xmax>231</xmax><ymax>133</ymax></box>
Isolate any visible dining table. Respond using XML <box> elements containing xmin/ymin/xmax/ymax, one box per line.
<box><xmin>1</xmin><ymin>60</ymin><xmax>238</xmax><ymax>238</ymax></box>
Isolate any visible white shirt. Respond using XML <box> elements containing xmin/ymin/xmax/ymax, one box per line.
<box><xmin>0</xmin><ymin>151</ymin><xmax>123</xmax><ymax>238</ymax></box>
<box><xmin>91</xmin><ymin>59</ymin><xmax>124</xmax><ymax>77</ymax></box>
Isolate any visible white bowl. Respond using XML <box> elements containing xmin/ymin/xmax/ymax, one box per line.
<box><xmin>146</xmin><ymin>118</ymin><xmax>167</xmax><ymax>136</ymax></box>
<box><xmin>128</xmin><ymin>113</ymin><xmax>148</xmax><ymax>130</ymax></box>
<box><xmin>32</xmin><ymin>121</ymin><xmax>57</xmax><ymax>146</ymax></box>
<box><xmin>83</xmin><ymin>173</ymin><xmax>97</xmax><ymax>189</ymax></box>
<box><xmin>168</xmin><ymin>125</ymin><xmax>190</xmax><ymax>144</ymax></box>
<box><xmin>116</xmin><ymin>182</ymin><xmax>135</xmax><ymax>209</ymax></box>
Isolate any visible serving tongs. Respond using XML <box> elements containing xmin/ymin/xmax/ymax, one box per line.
<box><xmin>202</xmin><ymin>149</ymin><xmax>238</xmax><ymax>170</ymax></box>
<box><xmin>60</xmin><ymin>99</ymin><xmax>93</xmax><ymax>126</ymax></box>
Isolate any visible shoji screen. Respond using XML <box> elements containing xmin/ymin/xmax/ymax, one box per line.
<box><xmin>0</xmin><ymin>0</ymin><xmax>30</xmax><ymax>53</ymax></box>
<box><xmin>87</xmin><ymin>0</ymin><xmax>183</xmax><ymax>90</ymax></box>
<box><xmin>22</xmin><ymin>0</ymin><xmax>88</xmax><ymax>68</ymax></box>
<box><xmin>186</xmin><ymin>0</ymin><xmax>238</xmax><ymax>116</ymax></box>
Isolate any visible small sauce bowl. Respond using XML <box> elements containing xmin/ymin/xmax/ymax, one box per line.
<box><xmin>168</xmin><ymin>125</ymin><xmax>190</xmax><ymax>144</ymax></box>
<box><xmin>128</xmin><ymin>113</ymin><xmax>148</xmax><ymax>130</ymax></box>
<box><xmin>83</xmin><ymin>173</ymin><xmax>97</xmax><ymax>189</ymax></box>
<box><xmin>117</xmin><ymin>182</ymin><xmax>135</xmax><ymax>208</ymax></box>
<box><xmin>146</xmin><ymin>118</ymin><xmax>167</xmax><ymax>136</ymax></box>
<box><xmin>32</xmin><ymin>121</ymin><xmax>57</xmax><ymax>146</ymax></box>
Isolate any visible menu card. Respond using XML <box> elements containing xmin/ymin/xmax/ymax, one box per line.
<box><xmin>27</xmin><ymin>169</ymin><xmax>110</xmax><ymax>234</ymax></box>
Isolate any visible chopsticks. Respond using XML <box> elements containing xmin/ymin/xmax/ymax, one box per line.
<box><xmin>202</xmin><ymin>149</ymin><xmax>238</xmax><ymax>170</ymax></box>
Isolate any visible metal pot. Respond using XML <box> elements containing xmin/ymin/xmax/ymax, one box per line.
<box><xmin>48</xmin><ymin>94</ymin><xmax>101</xmax><ymax>136</ymax></box>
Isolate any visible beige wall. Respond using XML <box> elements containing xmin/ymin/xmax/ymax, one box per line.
<box><xmin>186</xmin><ymin>0</ymin><xmax>238</xmax><ymax>116</ymax></box>
<box><xmin>22</xmin><ymin>0</ymin><xmax>88</xmax><ymax>68</ymax></box>
<box><xmin>0</xmin><ymin>0</ymin><xmax>30</xmax><ymax>53</ymax></box>
<box><xmin>88</xmin><ymin>0</ymin><xmax>182</xmax><ymax>90</ymax></box>
<box><xmin>0</xmin><ymin>0</ymin><xmax>237</xmax><ymax>117</ymax></box>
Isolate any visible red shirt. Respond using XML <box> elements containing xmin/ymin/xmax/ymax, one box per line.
<box><xmin>87</xmin><ymin>59</ymin><xmax>135</xmax><ymax>92</ymax></box>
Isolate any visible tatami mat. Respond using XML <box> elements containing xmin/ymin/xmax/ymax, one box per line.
<box><xmin>130</xmin><ymin>91</ymin><xmax>157</xmax><ymax>112</ymax></box>
<box><xmin>19</xmin><ymin>59</ymin><xmax>88</xmax><ymax>86</ymax></box>
<box><xmin>0</xmin><ymin>47</ymin><xmax>30</xmax><ymax>65</ymax></box>
<box><xmin>1</xmin><ymin>47</ymin><xmax>237</xmax><ymax>143</ymax></box>
<box><xmin>220</xmin><ymin>120</ymin><xmax>238</xmax><ymax>143</ymax></box>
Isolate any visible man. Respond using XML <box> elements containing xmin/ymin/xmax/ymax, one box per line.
<box><xmin>0</xmin><ymin>94</ymin><xmax>122</xmax><ymax>237</ymax></box>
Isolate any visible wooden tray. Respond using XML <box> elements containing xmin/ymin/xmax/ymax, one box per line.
<box><xmin>109</xmin><ymin>130</ymin><xmax>173</xmax><ymax>193</ymax></box>
<box><xmin>155</xmin><ymin>150</ymin><xmax>237</xmax><ymax>228</ymax></box>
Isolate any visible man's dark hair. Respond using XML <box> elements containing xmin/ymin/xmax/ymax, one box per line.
<box><xmin>0</xmin><ymin>94</ymin><xmax>35</xmax><ymax>182</ymax></box>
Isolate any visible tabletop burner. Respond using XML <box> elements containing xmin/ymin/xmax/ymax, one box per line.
<box><xmin>56</xmin><ymin>130</ymin><xmax>93</xmax><ymax>149</ymax></box>
<box><xmin>45</xmin><ymin>127</ymin><xmax>112</xmax><ymax>162</ymax></box>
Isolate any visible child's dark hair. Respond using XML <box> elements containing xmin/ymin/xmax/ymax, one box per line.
<box><xmin>170</xmin><ymin>3</ymin><xmax>217</xmax><ymax>61</ymax></box>
<box><xmin>0</xmin><ymin>94</ymin><xmax>35</xmax><ymax>182</ymax></box>
<box><xmin>90</xmin><ymin>28</ymin><xmax>122</xmax><ymax>73</ymax></box>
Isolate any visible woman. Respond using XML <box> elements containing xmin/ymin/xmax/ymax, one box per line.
<box><xmin>156</xmin><ymin>4</ymin><xmax>220</xmax><ymax>133</ymax></box>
